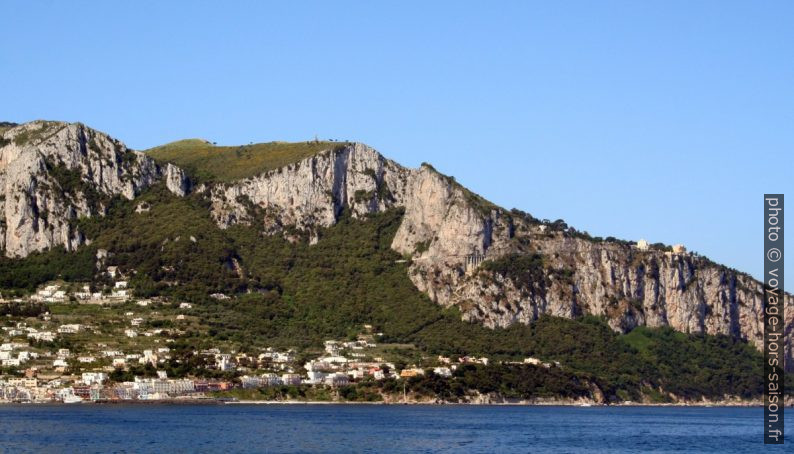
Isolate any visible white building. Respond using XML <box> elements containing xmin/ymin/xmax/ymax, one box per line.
<box><xmin>324</xmin><ymin>372</ymin><xmax>349</xmax><ymax>387</ymax></box>
<box><xmin>57</xmin><ymin>324</ymin><xmax>82</xmax><ymax>334</ymax></box>
<box><xmin>27</xmin><ymin>331</ymin><xmax>55</xmax><ymax>342</ymax></box>
<box><xmin>216</xmin><ymin>354</ymin><xmax>234</xmax><ymax>372</ymax></box>
<box><xmin>82</xmin><ymin>372</ymin><xmax>108</xmax><ymax>385</ymax></box>
<box><xmin>322</xmin><ymin>356</ymin><xmax>348</xmax><ymax>365</ymax></box>
<box><xmin>241</xmin><ymin>376</ymin><xmax>263</xmax><ymax>388</ymax></box>
<box><xmin>348</xmin><ymin>369</ymin><xmax>366</xmax><ymax>379</ymax></box>
<box><xmin>261</xmin><ymin>373</ymin><xmax>282</xmax><ymax>386</ymax></box>
<box><xmin>74</xmin><ymin>285</ymin><xmax>92</xmax><ymax>300</ymax></box>
<box><xmin>272</xmin><ymin>352</ymin><xmax>294</xmax><ymax>363</ymax></box>
<box><xmin>306</xmin><ymin>371</ymin><xmax>327</xmax><ymax>384</ymax></box>
<box><xmin>324</xmin><ymin>341</ymin><xmax>341</xmax><ymax>355</ymax></box>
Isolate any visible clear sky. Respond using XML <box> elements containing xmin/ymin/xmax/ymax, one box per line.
<box><xmin>2</xmin><ymin>1</ymin><xmax>792</xmax><ymax>287</ymax></box>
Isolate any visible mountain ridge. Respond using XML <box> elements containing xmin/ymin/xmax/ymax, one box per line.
<box><xmin>144</xmin><ymin>137</ymin><xmax>349</xmax><ymax>183</ymax></box>
<box><xmin>1</xmin><ymin>120</ymin><xmax>791</xmax><ymax>371</ymax></box>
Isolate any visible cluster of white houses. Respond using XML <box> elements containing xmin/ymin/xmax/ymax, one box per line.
<box><xmin>0</xmin><ymin>320</ymin><xmax>500</xmax><ymax>403</ymax></box>
<box><xmin>1</xmin><ymin>373</ymin><xmax>235</xmax><ymax>403</ymax></box>
<box><xmin>29</xmin><ymin>280</ymin><xmax>131</xmax><ymax>304</ymax></box>
<box><xmin>0</xmin><ymin>273</ymin><xmax>513</xmax><ymax>403</ymax></box>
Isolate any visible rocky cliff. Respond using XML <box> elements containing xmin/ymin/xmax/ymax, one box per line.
<box><xmin>2</xmin><ymin>121</ymin><xmax>790</xmax><ymax>368</ymax></box>
<box><xmin>196</xmin><ymin>140</ymin><xmax>792</xmax><ymax>367</ymax></box>
<box><xmin>0</xmin><ymin>121</ymin><xmax>188</xmax><ymax>257</ymax></box>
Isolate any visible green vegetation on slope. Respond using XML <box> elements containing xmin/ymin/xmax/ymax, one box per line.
<box><xmin>622</xmin><ymin>326</ymin><xmax>764</xmax><ymax>399</ymax></box>
<box><xmin>0</xmin><ymin>185</ymin><xmax>765</xmax><ymax>401</ymax></box>
<box><xmin>401</xmin><ymin>363</ymin><xmax>591</xmax><ymax>400</ymax></box>
<box><xmin>145</xmin><ymin>138</ymin><xmax>348</xmax><ymax>182</ymax></box>
<box><xmin>0</xmin><ymin>246</ymin><xmax>96</xmax><ymax>294</ymax></box>
<box><xmin>79</xmin><ymin>186</ymin><xmax>243</xmax><ymax>299</ymax></box>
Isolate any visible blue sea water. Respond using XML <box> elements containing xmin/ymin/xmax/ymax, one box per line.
<box><xmin>0</xmin><ymin>404</ymin><xmax>790</xmax><ymax>453</ymax></box>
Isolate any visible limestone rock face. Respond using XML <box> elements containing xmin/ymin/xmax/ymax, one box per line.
<box><xmin>204</xmin><ymin>143</ymin><xmax>409</xmax><ymax>242</ymax></box>
<box><xmin>0</xmin><ymin>121</ymin><xmax>185</xmax><ymax>257</ymax></box>
<box><xmin>417</xmin><ymin>234</ymin><xmax>792</xmax><ymax>346</ymax></box>
<box><xmin>164</xmin><ymin>163</ymin><xmax>191</xmax><ymax>197</ymax></box>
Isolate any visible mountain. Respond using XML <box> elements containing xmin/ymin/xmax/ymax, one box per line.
<box><xmin>0</xmin><ymin>120</ymin><xmax>189</xmax><ymax>257</ymax></box>
<box><xmin>1</xmin><ymin>120</ymin><xmax>792</xmax><ymax>379</ymax></box>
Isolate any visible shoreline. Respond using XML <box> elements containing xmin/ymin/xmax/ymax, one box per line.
<box><xmin>1</xmin><ymin>399</ymin><xmax>786</xmax><ymax>408</ymax></box>
<box><xmin>223</xmin><ymin>400</ymin><xmax>780</xmax><ymax>407</ymax></box>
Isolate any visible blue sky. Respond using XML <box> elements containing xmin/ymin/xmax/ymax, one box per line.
<box><xmin>2</xmin><ymin>1</ymin><xmax>792</xmax><ymax>286</ymax></box>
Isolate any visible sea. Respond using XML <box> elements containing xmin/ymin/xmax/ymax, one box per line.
<box><xmin>0</xmin><ymin>404</ymin><xmax>790</xmax><ymax>453</ymax></box>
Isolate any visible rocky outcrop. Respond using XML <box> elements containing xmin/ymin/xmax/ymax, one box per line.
<box><xmin>0</xmin><ymin>121</ymin><xmax>186</xmax><ymax>257</ymax></box>
<box><xmin>164</xmin><ymin>163</ymin><xmax>191</xmax><ymax>197</ymax></box>
<box><xmin>203</xmin><ymin>142</ymin><xmax>409</xmax><ymax>242</ymax></box>
<box><xmin>413</xmin><ymin>232</ymin><xmax>793</xmax><ymax>351</ymax></box>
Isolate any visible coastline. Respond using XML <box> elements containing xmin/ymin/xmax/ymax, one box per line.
<box><xmin>3</xmin><ymin>398</ymin><xmax>787</xmax><ymax>407</ymax></box>
<box><xmin>223</xmin><ymin>399</ymin><xmax>780</xmax><ymax>407</ymax></box>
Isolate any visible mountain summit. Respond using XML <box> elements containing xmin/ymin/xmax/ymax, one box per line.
<box><xmin>1</xmin><ymin>120</ymin><xmax>791</xmax><ymax>370</ymax></box>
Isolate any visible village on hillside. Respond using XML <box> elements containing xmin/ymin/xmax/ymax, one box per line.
<box><xmin>1</xmin><ymin>266</ymin><xmax>554</xmax><ymax>404</ymax></box>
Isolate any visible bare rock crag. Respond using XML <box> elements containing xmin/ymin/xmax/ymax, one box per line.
<box><xmin>0</xmin><ymin>121</ymin><xmax>185</xmax><ymax>257</ymax></box>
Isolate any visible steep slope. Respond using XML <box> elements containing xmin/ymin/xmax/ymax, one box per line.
<box><xmin>170</xmin><ymin>141</ymin><xmax>790</xmax><ymax>367</ymax></box>
<box><xmin>0</xmin><ymin>121</ymin><xmax>189</xmax><ymax>257</ymax></box>
<box><xmin>1</xmin><ymin>120</ymin><xmax>791</xmax><ymax>371</ymax></box>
